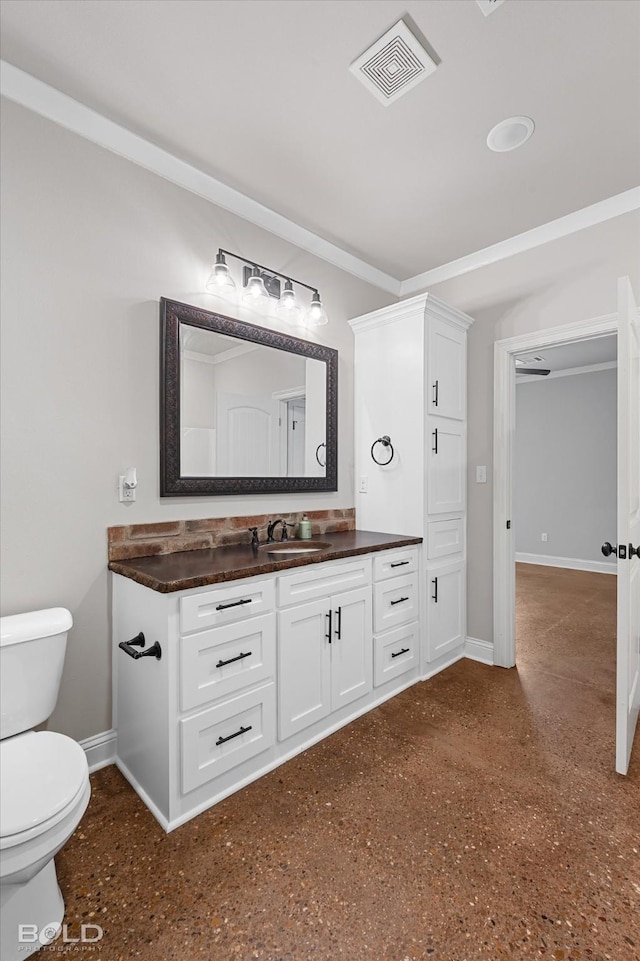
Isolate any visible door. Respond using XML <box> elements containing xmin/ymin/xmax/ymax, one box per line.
<box><xmin>427</xmin><ymin>315</ymin><xmax>466</xmax><ymax>420</ymax></box>
<box><xmin>286</xmin><ymin>399</ymin><xmax>306</xmax><ymax>475</ymax></box>
<box><xmin>278</xmin><ymin>600</ymin><xmax>331</xmax><ymax>739</ymax></box>
<box><xmin>427</xmin><ymin>418</ymin><xmax>465</xmax><ymax>515</ymax></box>
<box><xmin>216</xmin><ymin>392</ymin><xmax>280</xmax><ymax>476</ymax></box>
<box><xmin>330</xmin><ymin>586</ymin><xmax>372</xmax><ymax>711</ymax></box>
<box><xmin>427</xmin><ymin>560</ymin><xmax>465</xmax><ymax>662</ymax></box>
<box><xmin>616</xmin><ymin>276</ymin><xmax>640</xmax><ymax>775</ymax></box>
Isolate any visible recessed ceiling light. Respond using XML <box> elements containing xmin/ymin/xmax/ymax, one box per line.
<box><xmin>487</xmin><ymin>116</ymin><xmax>535</xmax><ymax>152</ymax></box>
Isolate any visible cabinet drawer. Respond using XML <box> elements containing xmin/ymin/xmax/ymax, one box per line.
<box><xmin>180</xmin><ymin>684</ymin><xmax>275</xmax><ymax>794</ymax></box>
<box><xmin>180</xmin><ymin>578</ymin><xmax>275</xmax><ymax>634</ymax></box>
<box><xmin>374</xmin><ymin>622</ymin><xmax>419</xmax><ymax>687</ymax></box>
<box><xmin>373</xmin><ymin>547</ymin><xmax>419</xmax><ymax>582</ymax></box>
<box><xmin>427</xmin><ymin>518</ymin><xmax>464</xmax><ymax>560</ymax></box>
<box><xmin>180</xmin><ymin>613</ymin><xmax>275</xmax><ymax>712</ymax></box>
<box><xmin>277</xmin><ymin>556</ymin><xmax>371</xmax><ymax>608</ymax></box>
<box><xmin>373</xmin><ymin>573</ymin><xmax>419</xmax><ymax>633</ymax></box>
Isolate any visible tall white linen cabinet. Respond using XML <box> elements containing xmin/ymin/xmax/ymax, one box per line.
<box><xmin>349</xmin><ymin>294</ymin><xmax>474</xmax><ymax>677</ymax></box>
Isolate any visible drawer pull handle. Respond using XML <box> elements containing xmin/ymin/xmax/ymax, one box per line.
<box><xmin>390</xmin><ymin>596</ymin><xmax>409</xmax><ymax>606</ymax></box>
<box><xmin>216</xmin><ymin>598</ymin><xmax>252</xmax><ymax>611</ymax></box>
<box><xmin>216</xmin><ymin>651</ymin><xmax>252</xmax><ymax>668</ymax></box>
<box><xmin>432</xmin><ymin>428</ymin><xmax>438</xmax><ymax>454</ymax></box>
<box><xmin>390</xmin><ymin>560</ymin><xmax>409</xmax><ymax>568</ymax></box>
<box><xmin>432</xmin><ymin>577</ymin><xmax>438</xmax><ymax>603</ymax></box>
<box><xmin>433</xmin><ymin>379</ymin><xmax>439</xmax><ymax>407</ymax></box>
<box><xmin>391</xmin><ymin>647</ymin><xmax>410</xmax><ymax>659</ymax></box>
<box><xmin>216</xmin><ymin>724</ymin><xmax>252</xmax><ymax>746</ymax></box>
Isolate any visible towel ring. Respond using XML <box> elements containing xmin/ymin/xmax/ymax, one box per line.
<box><xmin>371</xmin><ymin>435</ymin><xmax>394</xmax><ymax>466</ymax></box>
<box><xmin>315</xmin><ymin>443</ymin><xmax>326</xmax><ymax>468</ymax></box>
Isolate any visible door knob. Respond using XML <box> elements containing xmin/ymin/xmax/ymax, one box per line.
<box><xmin>601</xmin><ymin>542</ymin><xmax>617</xmax><ymax>557</ymax></box>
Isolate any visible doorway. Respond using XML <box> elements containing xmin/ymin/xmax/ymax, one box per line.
<box><xmin>492</xmin><ymin>312</ymin><xmax>618</xmax><ymax>668</ymax></box>
<box><xmin>512</xmin><ymin>338</ymin><xmax>617</xmax><ymax>688</ymax></box>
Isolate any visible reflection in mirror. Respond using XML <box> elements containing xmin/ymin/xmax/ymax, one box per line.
<box><xmin>160</xmin><ymin>298</ymin><xmax>338</xmax><ymax>496</ymax></box>
<box><xmin>180</xmin><ymin>325</ymin><xmax>326</xmax><ymax>478</ymax></box>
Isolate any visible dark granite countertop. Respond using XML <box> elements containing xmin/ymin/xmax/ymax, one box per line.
<box><xmin>108</xmin><ymin>529</ymin><xmax>422</xmax><ymax>593</ymax></box>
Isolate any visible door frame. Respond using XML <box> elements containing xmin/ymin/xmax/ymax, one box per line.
<box><xmin>492</xmin><ymin>312</ymin><xmax>618</xmax><ymax>668</ymax></box>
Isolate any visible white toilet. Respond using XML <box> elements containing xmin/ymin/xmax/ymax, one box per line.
<box><xmin>0</xmin><ymin>608</ymin><xmax>91</xmax><ymax>960</ymax></box>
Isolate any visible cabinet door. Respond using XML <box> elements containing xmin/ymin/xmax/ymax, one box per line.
<box><xmin>330</xmin><ymin>586</ymin><xmax>372</xmax><ymax>712</ymax></box>
<box><xmin>427</xmin><ymin>419</ymin><xmax>465</xmax><ymax>515</ymax></box>
<box><xmin>427</xmin><ymin>316</ymin><xmax>466</xmax><ymax>421</ymax></box>
<box><xmin>278</xmin><ymin>600</ymin><xmax>331</xmax><ymax>739</ymax></box>
<box><xmin>427</xmin><ymin>561</ymin><xmax>465</xmax><ymax>661</ymax></box>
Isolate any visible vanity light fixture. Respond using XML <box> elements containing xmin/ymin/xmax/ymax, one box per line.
<box><xmin>205</xmin><ymin>249</ymin><xmax>329</xmax><ymax>327</ymax></box>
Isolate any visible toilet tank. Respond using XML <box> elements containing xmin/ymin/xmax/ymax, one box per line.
<box><xmin>0</xmin><ymin>608</ymin><xmax>73</xmax><ymax>739</ymax></box>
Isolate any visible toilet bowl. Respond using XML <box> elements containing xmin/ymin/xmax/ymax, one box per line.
<box><xmin>0</xmin><ymin>610</ymin><xmax>91</xmax><ymax>961</ymax></box>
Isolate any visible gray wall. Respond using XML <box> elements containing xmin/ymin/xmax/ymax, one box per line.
<box><xmin>0</xmin><ymin>99</ymin><xmax>393</xmax><ymax>741</ymax></box>
<box><xmin>427</xmin><ymin>209</ymin><xmax>640</xmax><ymax>644</ymax></box>
<box><xmin>514</xmin><ymin>368</ymin><xmax>617</xmax><ymax>564</ymax></box>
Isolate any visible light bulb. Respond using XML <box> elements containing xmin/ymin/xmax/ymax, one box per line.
<box><xmin>205</xmin><ymin>252</ymin><xmax>236</xmax><ymax>292</ymax></box>
<box><xmin>242</xmin><ymin>268</ymin><xmax>269</xmax><ymax>305</ymax></box>
<box><xmin>303</xmin><ymin>290</ymin><xmax>328</xmax><ymax>327</ymax></box>
<box><xmin>275</xmin><ymin>279</ymin><xmax>302</xmax><ymax>323</ymax></box>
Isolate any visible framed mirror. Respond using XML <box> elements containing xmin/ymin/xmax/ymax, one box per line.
<box><xmin>160</xmin><ymin>298</ymin><xmax>338</xmax><ymax>495</ymax></box>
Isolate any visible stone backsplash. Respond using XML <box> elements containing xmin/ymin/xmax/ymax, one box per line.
<box><xmin>108</xmin><ymin>508</ymin><xmax>355</xmax><ymax>561</ymax></box>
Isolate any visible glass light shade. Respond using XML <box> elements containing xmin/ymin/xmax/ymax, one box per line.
<box><xmin>303</xmin><ymin>291</ymin><xmax>328</xmax><ymax>327</ymax></box>
<box><xmin>242</xmin><ymin>269</ymin><xmax>269</xmax><ymax>305</ymax></box>
<box><xmin>275</xmin><ymin>280</ymin><xmax>302</xmax><ymax>323</ymax></box>
<box><xmin>205</xmin><ymin>253</ymin><xmax>236</xmax><ymax>293</ymax></box>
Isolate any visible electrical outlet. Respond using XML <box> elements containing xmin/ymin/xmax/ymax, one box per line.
<box><xmin>119</xmin><ymin>472</ymin><xmax>137</xmax><ymax>503</ymax></box>
<box><xmin>358</xmin><ymin>476</ymin><xmax>368</xmax><ymax>494</ymax></box>
<box><xmin>541</xmin><ymin>532</ymin><xmax>548</xmax><ymax>542</ymax></box>
<box><xmin>476</xmin><ymin>465</ymin><xmax>487</xmax><ymax>484</ymax></box>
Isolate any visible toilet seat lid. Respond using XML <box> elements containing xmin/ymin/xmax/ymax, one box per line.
<box><xmin>1</xmin><ymin>731</ymin><xmax>89</xmax><ymax>837</ymax></box>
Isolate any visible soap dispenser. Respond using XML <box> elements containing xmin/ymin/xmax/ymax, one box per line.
<box><xmin>298</xmin><ymin>514</ymin><xmax>312</xmax><ymax>540</ymax></box>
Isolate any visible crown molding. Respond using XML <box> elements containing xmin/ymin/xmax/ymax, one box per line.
<box><xmin>349</xmin><ymin>290</ymin><xmax>473</xmax><ymax>332</ymax></box>
<box><xmin>2</xmin><ymin>59</ymin><xmax>637</xmax><ymax>299</ymax></box>
<box><xmin>0</xmin><ymin>60</ymin><xmax>400</xmax><ymax>296</ymax></box>
<box><xmin>400</xmin><ymin>187</ymin><xmax>640</xmax><ymax>295</ymax></box>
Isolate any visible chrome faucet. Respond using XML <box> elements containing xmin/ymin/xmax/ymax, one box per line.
<box><xmin>267</xmin><ymin>519</ymin><xmax>289</xmax><ymax>543</ymax></box>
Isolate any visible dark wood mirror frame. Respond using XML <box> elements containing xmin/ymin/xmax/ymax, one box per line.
<box><xmin>160</xmin><ymin>297</ymin><xmax>338</xmax><ymax>495</ymax></box>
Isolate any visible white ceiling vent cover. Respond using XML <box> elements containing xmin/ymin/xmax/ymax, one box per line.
<box><xmin>476</xmin><ymin>0</ymin><xmax>506</xmax><ymax>16</ymax></box>
<box><xmin>349</xmin><ymin>20</ymin><xmax>437</xmax><ymax>106</ymax></box>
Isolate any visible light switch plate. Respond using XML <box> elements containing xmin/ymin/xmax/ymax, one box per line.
<box><xmin>476</xmin><ymin>465</ymin><xmax>487</xmax><ymax>484</ymax></box>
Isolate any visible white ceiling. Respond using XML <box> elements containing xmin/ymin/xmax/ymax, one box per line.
<box><xmin>1</xmin><ymin>0</ymin><xmax>639</xmax><ymax>280</ymax></box>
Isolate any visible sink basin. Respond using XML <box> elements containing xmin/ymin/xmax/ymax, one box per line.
<box><xmin>258</xmin><ymin>540</ymin><xmax>331</xmax><ymax>555</ymax></box>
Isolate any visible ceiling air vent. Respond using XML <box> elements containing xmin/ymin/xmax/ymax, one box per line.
<box><xmin>349</xmin><ymin>19</ymin><xmax>437</xmax><ymax>106</ymax></box>
<box><xmin>476</xmin><ymin>0</ymin><xmax>506</xmax><ymax>16</ymax></box>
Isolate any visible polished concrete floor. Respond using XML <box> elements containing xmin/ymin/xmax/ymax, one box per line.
<box><xmin>54</xmin><ymin>565</ymin><xmax>638</xmax><ymax>960</ymax></box>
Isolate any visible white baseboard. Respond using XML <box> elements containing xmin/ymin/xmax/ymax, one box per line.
<box><xmin>515</xmin><ymin>552</ymin><xmax>616</xmax><ymax>575</ymax></box>
<box><xmin>465</xmin><ymin>637</ymin><xmax>494</xmax><ymax>665</ymax></box>
<box><xmin>80</xmin><ymin>728</ymin><xmax>117</xmax><ymax>773</ymax></box>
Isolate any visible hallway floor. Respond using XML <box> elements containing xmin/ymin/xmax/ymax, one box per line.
<box><xmin>54</xmin><ymin>565</ymin><xmax>638</xmax><ymax>961</ymax></box>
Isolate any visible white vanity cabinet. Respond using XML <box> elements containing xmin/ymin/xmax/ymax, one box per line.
<box><xmin>113</xmin><ymin>543</ymin><xmax>421</xmax><ymax>832</ymax></box>
<box><xmin>350</xmin><ymin>293</ymin><xmax>473</xmax><ymax>675</ymax></box>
